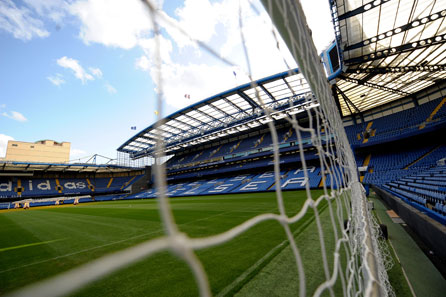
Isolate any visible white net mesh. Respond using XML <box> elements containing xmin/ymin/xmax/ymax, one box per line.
<box><xmin>6</xmin><ymin>0</ymin><xmax>393</xmax><ymax>296</ymax></box>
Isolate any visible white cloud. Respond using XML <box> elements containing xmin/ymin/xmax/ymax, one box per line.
<box><xmin>62</xmin><ymin>0</ymin><xmax>328</xmax><ymax>112</ymax></box>
<box><xmin>138</xmin><ymin>35</ymin><xmax>173</xmax><ymax>64</ymax></box>
<box><xmin>47</xmin><ymin>74</ymin><xmax>65</xmax><ymax>86</ymax></box>
<box><xmin>149</xmin><ymin>61</ymin><xmax>249</xmax><ymax>110</ymax></box>
<box><xmin>2</xmin><ymin>111</ymin><xmax>28</xmax><ymax>122</ymax></box>
<box><xmin>134</xmin><ymin>0</ymin><xmax>296</xmax><ymax>109</ymax></box>
<box><xmin>0</xmin><ymin>134</ymin><xmax>14</xmax><ymax>158</ymax></box>
<box><xmin>175</xmin><ymin>0</ymin><xmax>218</xmax><ymax>43</ymax></box>
<box><xmin>69</xmin><ymin>0</ymin><xmax>153</xmax><ymax>49</ymax></box>
<box><xmin>23</xmin><ymin>0</ymin><xmax>68</xmax><ymax>23</ymax></box>
<box><xmin>105</xmin><ymin>83</ymin><xmax>117</xmax><ymax>94</ymax></box>
<box><xmin>0</xmin><ymin>0</ymin><xmax>50</xmax><ymax>41</ymax></box>
<box><xmin>57</xmin><ymin>56</ymin><xmax>95</xmax><ymax>84</ymax></box>
<box><xmin>135</xmin><ymin>55</ymin><xmax>150</xmax><ymax>71</ymax></box>
<box><xmin>89</xmin><ymin>67</ymin><xmax>103</xmax><ymax>78</ymax></box>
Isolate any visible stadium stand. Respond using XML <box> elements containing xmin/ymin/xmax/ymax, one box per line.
<box><xmin>342</xmin><ymin>95</ymin><xmax>446</xmax><ymax>225</ymax></box>
<box><xmin>121</xmin><ymin>88</ymin><xmax>446</xmax><ymax>229</ymax></box>
<box><xmin>345</xmin><ymin>96</ymin><xmax>446</xmax><ymax>147</ymax></box>
<box><xmin>0</xmin><ymin>176</ymin><xmax>142</xmax><ymax>199</ymax></box>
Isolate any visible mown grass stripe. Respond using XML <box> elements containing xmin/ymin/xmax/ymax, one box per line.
<box><xmin>217</xmin><ymin>202</ymin><xmax>328</xmax><ymax>297</ymax></box>
<box><xmin>0</xmin><ymin>239</ymin><xmax>64</xmax><ymax>253</ymax></box>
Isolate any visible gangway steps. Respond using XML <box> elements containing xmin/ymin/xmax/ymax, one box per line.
<box><xmin>362</xmin><ymin>121</ymin><xmax>374</xmax><ymax>143</ymax></box>
<box><xmin>404</xmin><ymin>145</ymin><xmax>442</xmax><ymax>169</ymax></box>
<box><xmin>360</xmin><ymin>154</ymin><xmax>372</xmax><ymax>182</ymax></box>
<box><xmin>419</xmin><ymin>97</ymin><xmax>446</xmax><ymax>129</ymax></box>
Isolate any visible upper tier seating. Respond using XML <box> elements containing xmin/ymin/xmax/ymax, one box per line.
<box><xmin>344</xmin><ymin>96</ymin><xmax>446</xmax><ymax>146</ymax></box>
<box><xmin>167</xmin><ymin>127</ymin><xmax>313</xmax><ymax>170</ymax></box>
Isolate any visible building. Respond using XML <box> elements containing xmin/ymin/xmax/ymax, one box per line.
<box><xmin>5</xmin><ymin>140</ymin><xmax>71</xmax><ymax>163</ymax></box>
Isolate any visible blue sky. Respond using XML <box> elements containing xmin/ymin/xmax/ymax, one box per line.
<box><xmin>0</xmin><ymin>0</ymin><xmax>334</xmax><ymax>162</ymax></box>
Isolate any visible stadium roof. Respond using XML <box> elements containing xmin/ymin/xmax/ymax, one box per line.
<box><xmin>119</xmin><ymin>0</ymin><xmax>446</xmax><ymax>159</ymax></box>
<box><xmin>118</xmin><ymin>69</ymin><xmax>319</xmax><ymax>158</ymax></box>
<box><xmin>0</xmin><ymin>161</ymin><xmax>140</xmax><ymax>174</ymax></box>
<box><xmin>331</xmin><ymin>0</ymin><xmax>446</xmax><ymax>116</ymax></box>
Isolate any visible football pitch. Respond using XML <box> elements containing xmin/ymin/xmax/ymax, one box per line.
<box><xmin>0</xmin><ymin>191</ymin><xmax>397</xmax><ymax>296</ymax></box>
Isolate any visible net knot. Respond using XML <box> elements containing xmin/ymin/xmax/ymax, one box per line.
<box><xmin>278</xmin><ymin>214</ymin><xmax>289</xmax><ymax>225</ymax></box>
<box><xmin>169</xmin><ymin>232</ymin><xmax>190</xmax><ymax>258</ymax></box>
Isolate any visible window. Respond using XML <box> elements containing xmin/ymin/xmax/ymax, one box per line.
<box><xmin>12</xmin><ymin>144</ymin><xmax>18</xmax><ymax>147</ymax></box>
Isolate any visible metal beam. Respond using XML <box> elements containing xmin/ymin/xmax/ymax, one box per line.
<box><xmin>344</xmin><ymin>9</ymin><xmax>446</xmax><ymax>51</ymax></box>
<box><xmin>180</xmin><ymin>112</ymin><xmax>207</xmax><ymax>126</ymax></box>
<box><xmin>331</xmin><ymin>85</ymin><xmax>344</xmax><ymax>117</ymax></box>
<box><xmin>43</xmin><ymin>164</ymin><xmax>53</xmax><ymax>172</ymax></box>
<box><xmin>336</xmin><ymin>85</ymin><xmax>357</xmax><ymax>115</ymax></box>
<box><xmin>237</xmin><ymin>91</ymin><xmax>260</xmax><ymax>109</ymax></box>
<box><xmin>346</xmin><ymin>64</ymin><xmax>446</xmax><ymax>74</ymax></box>
<box><xmin>132</xmin><ymin>139</ymin><xmax>152</xmax><ymax>146</ymax></box>
<box><xmin>193</xmin><ymin>107</ymin><xmax>223</xmax><ymax>123</ymax></box>
<box><xmin>340</xmin><ymin>75</ymin><xmax>411</xmax><ymax>96</ymax></box>
<box><xmin>170</xmin><ymin>118</ymin><xmax>195</xmax><ymax>129</ymax></box>
<box><xmin>151</xmin><ymin>126</ymin><xmax>174</xmax><ymax>137</ymax></box>
<box><xmin>163</xmin><ymin>122</ymin><xmax>187</xmax><ymax>134</ymax></box>
<box><xmin>338</xmin><ymin>0</ymin><xmax>392</xmax><ymax>21</ymax></box>
<box><xmin>121</xmin><ymin>148</ymin><xmax>138</xmax><ymax>153</ymax></box>
<box><xmin>125</xmin><ymin>144</ymin><xmax>144</xmax><ymax>151</ymax></box>
<box><xmin>282</xmin><ymin>77</ymin><xmax>296</xmax><ymax>95</ymax></box>
<box><xmin>136</xmin><ymin>138</ymin><xmax>156</xmax><ymax>146</ymax></box>
<box><xmin>138</xmin><ymin>134</ymin><xmax>158</xmax><ymax>143</ymax></box>
<box><xmin>345</xmin><ymin>35</ymin><xmax>446</xmax><ymax>65</ymax></box>
<box><xmin>259</xmin><ymin>83</ymin><xmax>277</xmax><ymax>102</ymax></box>
<box><xmin>222</xmin><ymin>97</ymin><xmax>250</xmax><ymax>116</ymax></box>
<box><xmin>209</xmin><ymin>103</ymin><xmax>236</xmax><ymax>120</ymax></box>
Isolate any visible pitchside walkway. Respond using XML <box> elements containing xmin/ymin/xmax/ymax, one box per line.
<box><xmin>370</xmin><ymin>192</ymin><xmax>446</xmax><ymax>297</ymax></box>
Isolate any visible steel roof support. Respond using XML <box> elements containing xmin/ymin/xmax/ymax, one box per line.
<box><xmin>125</xmin><ymin>144</ymin><xmax>146</xmax><ymax>151</ymax></box>
<box><xmin>347</xmin><ymin>64</ymin><xmax>446</xmax><ymax>74</ymax></box>
<box><xmin>259</xmin><ymin>84</ymin><xmax>277</xmax><ymax>102</ymax></box>
<box><xmin>340</xmin><ymin>75</ymin><xmax>411</xmax><ymax>96</ymax></box>
<box><xmin>331</xmin><ymin>85</ymin><xmax>345</xmax><ymax>117</ymax></box>
<box><xmin>151</xmin><ymin>126</ymin><xmax>174</xmax><ymax>137</ymax></box>
<box><xmin>170</xmin><ymin>118</ymin><xmax>196</xmax><ymax>129</ymax></box>
<box><xmin>282</xmin><ymin>77</ymin><xmax>296</xmax><ymax>95</ymax></box>
<box><xmin>222</xmin><ymin>97</ymin><xmax>250</xmax><ymax>116</ymax></box>
<box><xmin>138</xmin><ymin>135</ymin><xmax>158</xmax><ymax>143</ymax></box>
<box><xmin>345</xmin><ymin>36</ymin><xmax>446</xmax><ymax>65</ymax></box>
<box><xmin>181</xmin><ymin>112</ymin><xmax>207</xmax><ymax>126</ymax></box>
<box><xmin>193</xmin><ymin>108</ymin><xmax>223</xmax><ymax>124</ymax></box>
<box><xmin>209</xmin><ymin>103</ymin><xmax>236</xmax><ymax>120</ymax></box>
<box><xmin>337</xmin><ymin>0</ymin><xmax>392</xmax><ymax>21</ymax></box>
<box><xmin>237</xmin><ymin>90</ymin><xmax>260</xmax><ymax>109</ymax></box>
<box><xmin>132</xmin><ymin>139</ymin><xmax>152</xmax><ymax>146</ymax></box>
<box><xmin>344</xmin><ymin>10</ymin><xmax>446</xmax><ymax>51</ymax></box>
<box><xmin>335</xmin><ymin>85</ymin><xmax>364</xmax><ymax>123</ymax></box>
<box><xmin>44</xmin><ymin>164</ymin><xmax>53</xmax><ymax>172</ymax></box>
<box><xmin>163</xmin><ymin>122</ymin><xmax>188</xmax><ymax>134</ymax></box>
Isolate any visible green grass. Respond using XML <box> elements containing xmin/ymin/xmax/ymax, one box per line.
<box><xmin>0</xmin><ymin>190</ymin><xmax>390</xmax><ymax>296</ymax></box>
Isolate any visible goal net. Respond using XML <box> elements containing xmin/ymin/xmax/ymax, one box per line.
<box><xmin>8</xmin><ymin>0</ymin><xmax>393</xmax><ymax>296</ymax></box>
